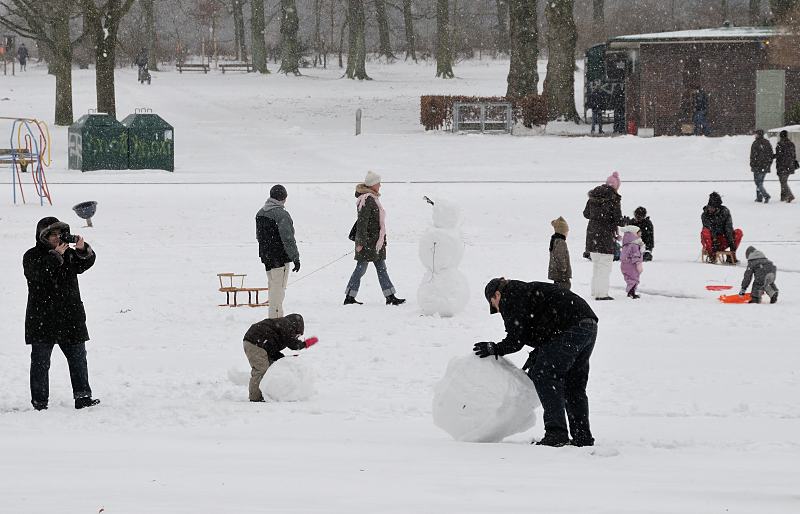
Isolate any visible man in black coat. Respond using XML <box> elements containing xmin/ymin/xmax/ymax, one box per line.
<box><xmin>243</xmin><ymin>313</ymin><xmax>309</xmax><ymax>402</ymax></box>
<box><xmin>23</xmin><ymin>217</ymin><xmax>99</xmax><ymax>410</ymax></box>
<box><xmin>624</xmin><ymin>206</ymin><xmax>655</xmax><ymax>261</ymax></box>
<box><xmin>587</xmin><ymin>87</ymin><xmax>605</xmax><ymax>134</ymax></box>
<box><xmin>775</xmin><ymin>130</ymin><xmax>796</xmax><ymax>202</ymax></box>
<box><xmin>474</xmin><ymin>278</ymin><xmax>599</xmax><ymax>447</ymax></box>
<box><xmin>750</xmin><ymin>129</ymin><xmax>774</xmax><ymax>203</ymax></box>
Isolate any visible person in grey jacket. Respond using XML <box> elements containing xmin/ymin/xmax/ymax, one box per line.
<box><xmin>739</xmin><ymin>246</ymin><xmax>778</xmax><ymax>304</ymax></box>
<box><xmin>256</xmin><ymin>185</ymin><xmax>300</xmax><ymax>318</ymax></box>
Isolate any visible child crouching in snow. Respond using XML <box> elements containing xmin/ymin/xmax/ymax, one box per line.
<box><xmin>620</xmin><ymin>225</ymin><xmax>644</xmax><ymax>299</ymax></box>
<box><xmin>548</xmin><ymin>216</ymin><xmax>572</xmax><ymax>290</ymax></box>
<box><xmin>740</xmin><ymin>246</ymin><xmax>779</xmax><ymax>304</ymax></box>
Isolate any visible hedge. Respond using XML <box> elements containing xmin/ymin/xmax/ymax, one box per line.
<box><xmin>420</xmin><ymin>95</ymin><xmax>547</xmax><ymax>131</ymax></box>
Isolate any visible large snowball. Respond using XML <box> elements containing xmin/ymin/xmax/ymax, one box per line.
<box><xmin>261</xmin><ymin>356</ymin><xmax>316</xmax><ymax>402</ymax></box>
<box><xmin>433</xmin><ymin>354</ymin><xmax>539</xmax><ymax>442</ymax></box>
<box><xmin>418</xmin><ymin>269</ymin><xmax>469</xmax><ymax>317</ymax></box>
<box><xmin>432</xmin><ymin>200</ymin><xmax>462</xmax><ymax>229</ymax></box>
<box><xmin>419</xmin><ymin>228</ymin><xmax>464</xmax><ymax>271</ymax></box>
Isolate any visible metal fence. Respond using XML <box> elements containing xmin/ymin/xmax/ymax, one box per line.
<box><xmin>452</xmin><ymin>102</ymin><xmax>513</xmax><ymax>134</ymax></box>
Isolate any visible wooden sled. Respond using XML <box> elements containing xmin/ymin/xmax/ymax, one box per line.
<box><xmin>217</xmin><ymin>273</ymin><xmax>269</xmax><ymax>307</ymax></box>
<box><xmin>701</xmin><ymin>248</ymin><xmax>737</xmax><ymax>265</ymax></box>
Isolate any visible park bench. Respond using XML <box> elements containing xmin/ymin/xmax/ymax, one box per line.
<box><xmin>217</xmin><ymin>273</ymin><xmax>269</xmax><ymax>307</ymax></box>
<box><xmin>177</xmin><ymin>63</ymin><xmax>209</xmax><ymax>74</ymax></box>
<box><xmin>452</xmin><ymin>102</ymin><xmax>513</xmax><ymax>133</ymax></box>
<box><xmin>220</xmin><ymin>62</ymin><xmax>253</xmax><ymax>73</ymax></box>
<box><xmin>0</xmin><ymin>148</ymin><xmax>33</xmax><ymax>168</ymax></box>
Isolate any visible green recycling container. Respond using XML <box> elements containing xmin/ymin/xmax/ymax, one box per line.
<box><xmin>121</xmin><ymin>113</ymin><xmax>174</xmax><ymax>171</ymax></box>
<box><xmin>68</xmin><ymin>114</ymin><xmax>129</xmax><ymax>171</ymax></box>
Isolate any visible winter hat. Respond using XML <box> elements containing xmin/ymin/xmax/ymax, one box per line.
<box><xmin>364</xmin><ymin>170</ymin><xmax>381</xmax><ymax>187</ymax></box>
<box><xmin>551</xmin><ymin>216</ymin><xmax>569</xmax><ymax>235</ymax></box>
<box><xmin>634</xmin><ymin>206</ymin><xmax>647</xmax><ymax>218</ymax></box>
<box><xmin>745</xmin><ymin>246</ymin><xmax>756</xmax><ymax>259</ymax></box>
<box><xmin>484</xmin><ymin>277</ymin><xmax>507</xmax><ymax>314</ymax></box>
<box><xmin>284</xmin><ymin>313</ymin><xmax>304</xmax><ymax>336</ymax></box>
<box><xmin>708</xmin><ymin>192</ymin><xmax>723</xmax><ymax>208</ymax></box>
<box><xmin>36</xmin><ymin>217</ymin><xmax>69</xmax><ymax>244</ymax></box>
<box><xmin>269</xmin><ymin>184</ymin><xmax>288</xmax><ymax>202</ymax></box>
<box><xmin>605</xmin><ymin>171</ymin><xmax>621</xmax><ymax>191</ymax></box>
<box><xmin>780</xmin><ymin>130</ymin><xmax>788</xmax><ymax>139</ymax></box>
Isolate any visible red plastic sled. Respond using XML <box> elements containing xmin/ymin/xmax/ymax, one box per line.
<box><xmin>705</xmin><ymin>285</ymin><xmax>733</xmax><ymax>291</ymax></box>
<box><xmin>718</xmin><ymin>293</ymin><xmax>751</xmax><ymax>304</ymax></box>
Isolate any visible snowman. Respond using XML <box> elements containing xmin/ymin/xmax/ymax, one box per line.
<box><xmin>417</xmin><ymin>197</ymin><xmax>469</xmax><ymax>317</ymax></box>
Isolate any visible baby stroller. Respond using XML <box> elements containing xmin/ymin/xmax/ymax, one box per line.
<box><xmin>138</xmin><ymin>64</ymin><xmax>151</xmax><ymax>85</ymax></box>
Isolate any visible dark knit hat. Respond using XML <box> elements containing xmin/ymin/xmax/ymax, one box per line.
<box><xmin>708</xmin><ymin>192</ymin><xmax>723</xmax><ymax>208</ymax></box>
<box><xmin>484</xmin><ymin>277</ymin><xmax>506</xmax><ymax>314</ymax></box>
<box><xmin>270</xmin><ymin>184</ymin><xmax>288</xmax><ymax>201</ymax></box>
<box><xmin>36</xmin><ymin>217</ymin><xmax>69</xmax><ymax>244</ymax></box>
<box><xmin>634</xmin><ymin>206</ymin><xmax>647</xmax><ymax>218</ymax></box>
<box><xmin>745</xmin><ymin>246</ymin><xmax>756</xmax><ymax>258</ymax></box>
<box><xmin>285</xmin><ymin>313</ymin><xmax>304</xmax><ymax>335</ymax></box>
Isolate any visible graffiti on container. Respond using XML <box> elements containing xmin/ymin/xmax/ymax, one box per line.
<box><xmin>86</xmin><ymin>133</ymin><xmax>128</xmax><ymax>157</ymax></box>
<box><xmin>130</xmin><ymin>134</ymin><xmax>173</xmax><ymax>160</ymax></box>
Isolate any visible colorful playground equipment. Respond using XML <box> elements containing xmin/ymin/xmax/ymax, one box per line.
<box><xmin>0</xmin><ymin>117</ymin><xmax>52</xmax><ymax>205</ymax></box>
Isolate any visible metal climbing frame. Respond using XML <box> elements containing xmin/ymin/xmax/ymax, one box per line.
<box><xmin>452</xmin><ymin>102</ymin><xmax>513</xmax><ymax>134</ymax></box>
<box><xmin>0</xmin><ymin>117</ymin><xmax>52</xmax><ymax>205</ymax></box>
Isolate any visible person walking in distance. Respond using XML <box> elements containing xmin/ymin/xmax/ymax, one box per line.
<box><xmin>750</xmin><ymin>129</ymin><xmax>774</xmax><ymax>203</ymax></box>
<box><xmin>24</xmin><ymin>217</ymin><xmax>100</xmax><ymax>410</ymax></box>
<box><xmin>256</xmin><ymin>185</ymin><xmax>300</xmax><ymax>318</ymax></box>
<box><xmin>775</xmin><ymin>130</ymin><xmax>796</xmax><ymax>202</ymax></box>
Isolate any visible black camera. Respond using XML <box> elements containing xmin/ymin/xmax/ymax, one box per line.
<box><xmin>60</xmin><ymin>231</ymin><xmax>79</xmax><ymax>244</ymax></box>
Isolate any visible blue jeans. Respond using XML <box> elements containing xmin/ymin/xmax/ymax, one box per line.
<box><xmin>591</xmin><ymin>110</ymin><xmax>603</xmax><ymax>133</ymax></box>
<box><xmin>345</xmin><ymin>260</ymin><xmax>396</xmax><ymax>297</ymax></box>
<box><xmin>30</xmin><ymin>343</ymin><xmax>92</xmax><ymax>407</ymax></box>
<box><xmin>693</xmin><ymin>110</ymin><xmax>709</xmax><ymax>136</ymax></box>
<box><xmin>753</xmin><ymin>170</ymin><xmax>770</xmax><ymax>201</ymax></box>
<box><xmin>528</xmin><ymin>319</ymin><xmax>597</xmax><ymax>442</ymax></box>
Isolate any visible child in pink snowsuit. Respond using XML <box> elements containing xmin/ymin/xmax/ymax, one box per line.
<box><xmin>620</xmin><ymin>226</ymin><xmax>644</xmax><ymax>299</ymax></box>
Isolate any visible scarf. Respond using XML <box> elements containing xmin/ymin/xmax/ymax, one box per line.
<box><xmin>356</xmin><ymin>191</ymin><xmax>386</xmax><ymax>251</ymax></box>
<box><xmin>549</xmin><ymin>233</ymin><xmax>566</xmax><ymax>252</ymax></box>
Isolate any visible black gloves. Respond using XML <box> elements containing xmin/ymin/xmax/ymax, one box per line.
<box><xmin>292</xmin><ymin>260</ymin><xmax>300</xmax><ymax>272</ymax></box>
<box><xmin>473</xmin><ymin>342</ymin><xmax>498</xmax><ymax>359</ymax></box>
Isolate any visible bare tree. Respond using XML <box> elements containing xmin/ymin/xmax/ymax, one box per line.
<box><xmin>375</xmin><ymin>0</ymin><xmax>395</xmax><ymax>59</ymax></box>
<box><xmin>251</xmin><ymin>0</ymin><xmax>269</xmax><ymax>72</ymax></box>
<box><xmin>402</xmin><ymin>0</ymin><xmax>416</xmax><ymax>61</ymax></box>
<box><xmin>77</xmin><ymin>0</ymin><xmax>137</xmax><ymax>118</ymax></box>
<box><xmin>592</xmin><ymin>0</ymin><xmax>604</xmax><ymax>41</ymax></box>
<box><xmin>0</xmin><ymin>0</ymin><xmax>86</xmax><ymax>125</ymax></box>
<box><xmin>141</xmin><ymin>0</ymin><xmax>158</xmax><ymax>70</ymax></box>
<box><xmin>495</xmin><ymin>0</ymin><xmax>509</xmax><ymax>54</ymax></box>
<box><xmin>232</xmin><ymin>0</ymin><xmax>248</xmax><ymax>61</ymax></box>
<box><xmin>770</xmin><ymin>0</ymin><xmax>800</xmax><ymax>23</ymax></box>
<box><xmin>435</xmin><ymin>0</ymin><xmax>454</xmax><ymax>78</ymax></box>
<box><xmin>346</xmin><ymin>0</ymin><xmax>369</xmax><ymax>79</ymax></box>
<box><xmin>279</xmin><ymin>0</ymin><xmax>301</xmax><ymax>74</ymax></box>
<box><xmin>542</xmin><ymin>0</ymin><xmax>578</xmax><ymax>121</ymax></box>
<box><xmin>505</xmin><ymin>0</ymin><xmax>537</xmax><ymax>98</ymax></box>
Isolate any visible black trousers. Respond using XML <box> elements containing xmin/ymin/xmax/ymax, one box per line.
<box><xmin>528</xmin><ymin>319</ymin><xmax>597</xmax><ymax>443</ymax></box>
<box><xmin>30</xmin><ymin>343</ymin><xmax>92</xmax><ymax>407</ymax></box>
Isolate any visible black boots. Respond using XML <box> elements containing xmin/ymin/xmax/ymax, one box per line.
<box><xmin>385</xmin><ymin>295</ymin><xmax>406</xmax><ymax>306</ymax></box>
<box><xmin>343</xmin><ymin>295</ymin><xmax>363</xmax><ymax>305</ymax></box>
<box><xmin>75</xmin><ymin>397</ymin><xmax>100</xmax><ymax>409</ymax></box>
<box><xmin>770</xmin><ymin>292</ymin><xmax>779</xmax><ymax>304</ymax></box>
<box><xmin>627</xmin><ymin>288</ymin><xmax>640</xmax><ymax>299</ymax></box>
<box><xmin>32</xmin><ymin>402</ymin><xmax>47</xmax><ymax>411</ymax></box>
<box><xmin>534</xmin><ymin>432</ymin><xmax>569</xmax><ymax>447</ymax></box>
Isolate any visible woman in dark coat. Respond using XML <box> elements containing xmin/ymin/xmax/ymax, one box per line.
<box><xmin>583</xmin><ymin>172</ymin><xmax>623</xmax><ymax>300</ymax></box>
<box><xmin>343</xmin><ymin>171</ymin><xmax>405</xmax><ymax>306</ymax></box>
<box><xmin>775</xmin><ymin>130</ymin><xmax>796</xmax><ymax>202</ymax></box>
<box><xmin>23</xmin><ymin>217</ymin><xmax>99</xmax><ymax>410</ymax></box>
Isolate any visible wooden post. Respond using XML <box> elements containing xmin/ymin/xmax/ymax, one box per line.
<box><xmin>355</xmin><ymin>108</ymin><xmax>362</xmax><ymax>135</ymax></box>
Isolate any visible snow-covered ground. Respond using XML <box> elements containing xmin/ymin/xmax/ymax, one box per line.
<box><xmin>1</xmin><ymin>60</ymin><xmax>798</xmax><ymax>513</ymax></box>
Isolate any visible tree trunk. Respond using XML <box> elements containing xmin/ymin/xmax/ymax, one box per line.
<box><xmin>769</xmin><ymin>0</ymin><xmax>799</xmax><ymax>24</ymax></box>
<box><xmin>402</xmin><ymin>0</ymin><xmax>416</xmax><ymax>61</ymax></box>
<box><xmin>142</xmin><ymin>0</ymin><xmax>158</xmax><ymax>71</ymax></box>
<box><xmin>86</xmin><ymin>10</ymin><xmax>121</xmax><ymax>117</ymax></box>
<box><xmin>375</xmin><ymin>0</ymin><xmax>395</xmax><ymax>60</ymax></box>
<box><xmin>542</xmin><ymin>0</ymin><xmax>578</xmax><ymax>121</ymax></box>
<box><xmin>346</xmin><ymin>0</ymin><xmax>369</xmax><ymax>79</ymax></box>
<box><xmin>495</xmin><ymin>0</ymin><xmax>509</xmax><ymax>55</ymax></box>
<box><xmin>720</xmin><ymin>0</ymin><xmax>729</xmax><ymax>22</ymax></box>
<box><xmin>53</xmin><ymin>8</ymin><xmax>74</xmax><ymax>126</ymax></box>
<box><xmin>251</xmin><ymin>0</ymin><xmax>269</xmax><ymax>73</ymax></box>
<box><xmin>279</xmin><ymin>0</ymin><xmax>301</xmax><ymax>74</ymax></box>
<box><xmin>435</xmin><ymin>0</ymin><xmax>454</xmax><ymax>78</ymax></box>
<box><xmin>592</xmin><ymin>0</ymin><xmax>604</xmax><ymax>42</ymax></box>
<box><xmin>233</xmin><ymin>0</ymin><xmax>247</xmax><ymax>61</ymax></box>
<box><xmin>313</xmin><ymin>0</ymin><xmax>323</xmax><ymax>66</ymax></box>
<box><xmin>505</xmin><ymin>0</ymin><xmax>537</xmax><ymax>98</ymax></box>
<box><xmin>339</xmin><ymin>16</ymin><xmax>347</xmax><ymax>68</ymax></box>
